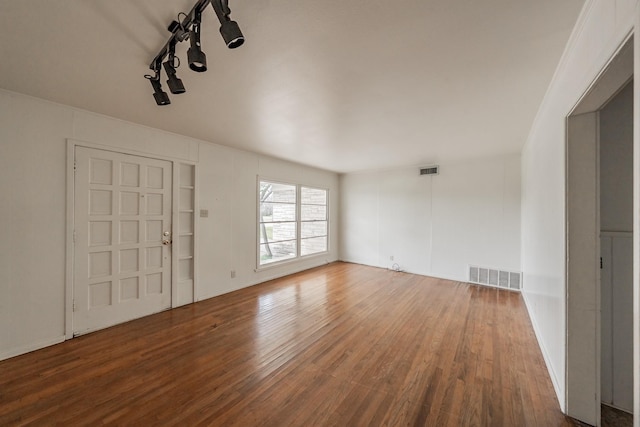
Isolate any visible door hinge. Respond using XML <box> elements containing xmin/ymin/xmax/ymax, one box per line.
<box><xmin>73</xmin><ymin>161</ymin><xmax>77</xmax><ymax>172</ymax></box>
<box><xmin>72</xmin><ymin>299</ymin><xmax>76</xmax><ymax>312</ymax></box>
<box><xmin>600</xmin><ymin>257</ymin><xmax>603</xmax><ymax>269</ymax></box>
<box><xmin>73</xmin><ymin>230</ymin><xmax>76</xmax><ymax>243</ymax></box>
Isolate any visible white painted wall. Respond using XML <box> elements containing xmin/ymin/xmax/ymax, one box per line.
<box><xmin>340</xmin><ymin>153</ymin><xmax>521</xmax><ymax>282</ymax></box>
<box><xmin>197</xmin><ymin>145</ymin><xmax>339</xmax><ymax>300</ymax></box>
<box><xmin>0</xmin><ymin>89</ymin><xmax>339</xmax><ymax>361</ymax></box>
<box><xmin>520</xmin><ymin>0</ymin><xmax>637</xmax><ymax>416</ymax></box>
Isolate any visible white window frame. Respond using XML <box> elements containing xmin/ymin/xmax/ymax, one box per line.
<box><xmin>256</xmin><ymin>178</ymin><xmax>329</xmax><ymax>269</ymax></box>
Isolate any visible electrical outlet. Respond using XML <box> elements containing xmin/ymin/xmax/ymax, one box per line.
<box><xmin>230</xmin><ymin>270</ymin><xmax>236</xmax><ymax>278</ymax></box>
<box><xmin>200</xmin><ymin>209</ymin><xmax>209</xmax><ymax>218</ymax></box>
<box><xmin>390</xmin><ymin>255</ymin><xmax>394</xmax><ymax>261</ymax></box>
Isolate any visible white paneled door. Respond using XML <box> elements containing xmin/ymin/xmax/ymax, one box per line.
<box><xmin>73</xmin><ymin>147</ymin><xmax>172</xmax><ymax>335</ymax></box>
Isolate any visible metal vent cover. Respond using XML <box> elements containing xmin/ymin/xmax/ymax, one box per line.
<box><xmin>420</xmin><ymin>166</ymin><xmax>439</xmax><ymax>175</ymax></box>
<box><xmin>468</xmin><ymin>265</ymin><xmax>522</xmax><ymax>291</ymax></box>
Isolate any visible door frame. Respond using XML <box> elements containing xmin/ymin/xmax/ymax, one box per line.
<box><xmin>565</xmin><ymin>35</ymin><xmax>634</xmax><ymax>425</ymax></box>
<box><xmin>65</xmin><ymin>139</ymin><xmax>196</xmax><ymax>339</ymax></box>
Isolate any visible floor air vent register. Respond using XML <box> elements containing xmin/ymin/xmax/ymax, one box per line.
<box><xmin>468</xmin><ymin>265</ymin><xmax>521</xmax><ymax>291</ymax></box>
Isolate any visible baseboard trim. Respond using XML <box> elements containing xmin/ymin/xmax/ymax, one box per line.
<box><xmin>0</xmin><ymin>336</ymin><xmax>65</xmax><ymax>362</ymax></box>
<box><xmin>197</xmin><ymin>259</ymin><xmax>337</xmax><ymax>302</ymax></box>
<box><xmin>338</xmin><ymin>258</ymin><xmax>468</xmax><ymax>284</ymax></box>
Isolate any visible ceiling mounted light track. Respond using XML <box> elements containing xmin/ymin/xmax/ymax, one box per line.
<box><xmin>145</xmin><ymin>0</ymin><xmax>245</xmax><ymax>106</ymax></box>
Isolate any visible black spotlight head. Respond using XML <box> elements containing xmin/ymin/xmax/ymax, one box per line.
<box><xmin>220</xmin><ymin>20</ymin><xmax>244</xmax><ymax>49</ymax></box>
<box><xmin>166</xmin><ymin>75</ymin><xmax>185</xmax><ymax>94</ymax></box>
<box><xmin>188</xmin><ymin>24</ymin><xmax>207</xmax><ymax>72</ymax></box>
<box><xmin>149</xmin><ymin>77</ymin><xmax>170</xmax><ymax>106</ymax></box>
<box><xmin>187</xmin><ymin>46</ymin><xmax>207</xmax><ymax>72</ymax></box>
<box><xmin>163</xmin><ymin>61</ymin><xmax>186</xmax><ymax>94</ymax></box>
<box><xmin>154</xmin><ymin>90</ymin><xmax>171</xmax><ymax>106</ymax></box>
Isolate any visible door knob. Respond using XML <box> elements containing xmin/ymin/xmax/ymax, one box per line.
<box><xmin>162</xmin><ymin>231</ymin><xmax>172</xmax><ymax>245</ymax></box>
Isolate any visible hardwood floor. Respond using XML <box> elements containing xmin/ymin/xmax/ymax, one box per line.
<box><xmin>601</xmin><ymin>404</ymin><xmax>633</xmax><ymax>427</ymax></box>
<box><xmin>1</xmin><ymin>262</ymin><xmax>580</xmax><ymax>426</ymax></box>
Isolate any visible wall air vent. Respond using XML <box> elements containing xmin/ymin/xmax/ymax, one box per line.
<box><xmin>468</xmin><ymin>265</ymin><xmax>521</xmax><ymax>291</ymax></box>
<box><xmin>419</xmin><ymin>166</ymin><xmax>439</xmax><ymax>176</ymax></box>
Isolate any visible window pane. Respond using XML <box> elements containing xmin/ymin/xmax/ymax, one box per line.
<box><xmin>269</xmin><ymin>182</ymin><xmax>296</xmax><ymax>203</ymax></box>
<box><xmin>273</xmin><ymin>222</ymin><xmax>296</xmax><ymax>242</ymax></box>
<box><xmin>259</xmin><ymin>223</ymin><xmax>270</xmax><ymax>244</ymax></box>
<box><xmin>301</xmin><ymin>187</ymin><xmax>327</xmax><ymax>205</ymax></box>
<box><xmin>301</xmin><ymin>221</ymin><xmax>327</xmax><ymax>238</ymax></box>
<box><xmin>259</xmin><ymin>182</ymin><xmax>274</xmax><ymax>202</ymax></box>
<box><xmin>260</xmin><ymin>240</ymin><xmax>297</xmax><ymax>265</ymax></box>
<box><xmin>259</xmin><ymin>222</ymin><xmax>296</xmax><ymax>243</ymax></box>
<box><xmin>261</xmin><ymin>202</ymin><xmax>296</xmax><ymax>222</ymax></box>
<box><xmin>301</xmin><ymin>236</ymin><xmax>327</xmax><ymax>256</ymax></box>
<box><xmin>301</xmin><ymin>205</ymin><xmax>326</xmax><ymax>221</ymax></box>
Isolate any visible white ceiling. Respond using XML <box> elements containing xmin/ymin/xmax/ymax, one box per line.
<box><xmin>0</xmin><ymin>0</ymin><xmax>584</xmax><ymax>173</ymax></box>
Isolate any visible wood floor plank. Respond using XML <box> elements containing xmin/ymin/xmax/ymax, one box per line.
<box><xmin>0</xmin><ymin>262</ymin><xmax>579</xmax><ymax>426</ymax></box>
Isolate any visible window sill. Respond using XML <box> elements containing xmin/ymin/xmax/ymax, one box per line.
<box><xmin>255</xmin><ymin>251</ymin><xmax>330</xmax><ymax>272</ymax></box>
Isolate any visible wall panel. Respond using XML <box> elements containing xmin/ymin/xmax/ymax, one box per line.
<box><xmin>340</xmin><ymin>154</ymin><xmax>520</xmax><ymax>282</ymax></box>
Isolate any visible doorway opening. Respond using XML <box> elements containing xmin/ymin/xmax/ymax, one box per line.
<box><xmin>599</xmin><ymin>81</ymin><xmax>634</xmax><ymax>419</ymax></box>
<box><xmin>565</xmin><ymin>37</ymin><xmax>634</xmax><ymax>426</ymax></box>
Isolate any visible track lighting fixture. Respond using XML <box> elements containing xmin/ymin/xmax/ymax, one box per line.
<box><xmin>163</xmin><ymin>42</ymin><xmax>186</xmax><ymax>94</ymax></box>
<box><xmin>187</xmin><ymin>15</ymin><xmax>207</xmax><ymax>72</ymax></box>
<box><xmin>145</xmin><ymin>69</ymin><xmax>171</xmax><ymax>106</ymax></box>
<box><xmin>219</xmin><ymin>21</ymin><xmax>244</xmax><ymax>49</ymax></box>
<box><xmin>211</xmin><ymin>0</ymin><xmax>245</xmax><ymax>49</ymax></box>
<box><xmin>145</xmin><ymin>0</ymin><xmax>245</xmax><ymax>105</ymax></box>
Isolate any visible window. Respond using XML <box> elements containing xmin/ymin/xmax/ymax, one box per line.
<box><xmin>259</xmin><ymin>181</ymin><xmax>297</xmax><ymax>265</ymax></box>
<box><xmin>258</xmin><ymin>180</ymin><xmax>328</xmax><ymax>266</ymax></box>
<box><xmin>300</xmin><ymin>187</ymin><xmax>328</xmax><ymax>256</ymax></box>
